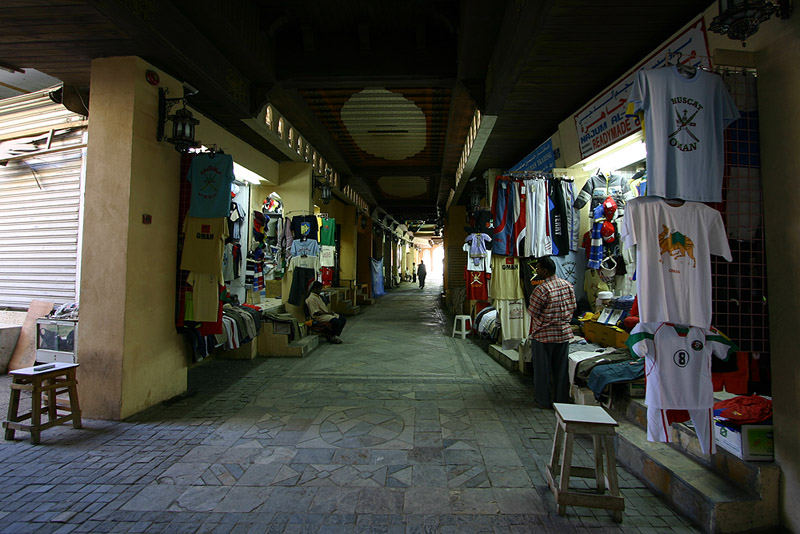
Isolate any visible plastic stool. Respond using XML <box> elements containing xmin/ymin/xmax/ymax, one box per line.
<box><xmin>452</xmin><ymin>315</ymin><xmax>471</xmax><ymax>339</ymax></box>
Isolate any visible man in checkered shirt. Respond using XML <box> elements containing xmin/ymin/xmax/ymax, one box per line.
<box><xmin>527</xmin><ymin>256</ymin><xmax>577</xmax><ymax>408</ymax></box>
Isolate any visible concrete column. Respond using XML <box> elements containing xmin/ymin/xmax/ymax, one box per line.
<box><xmin>338</xmin><ymin>205</ymin><xmax>357</xmax><ymax>286</ymax></box>
<box><xmin>279</xmin><ymin>162</ymin><xmax>313</xmax><ymax>320</ymax></box>
<box><xmin>79</xmin><ymin>56</ymin><xmax>187</xmax><ymax>419</ymax></box>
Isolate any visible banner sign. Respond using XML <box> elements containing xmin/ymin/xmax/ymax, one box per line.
<box><xmin>508</xmin><ymin>137</ymin><xmax>554</xmax><ymax>172</ymax></box>
<box><xmin>574</xmin><ymin>18</ymin><xmax>711</xmax><ymax>160</ymax></box>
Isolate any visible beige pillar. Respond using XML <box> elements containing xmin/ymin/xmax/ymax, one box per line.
<box><xmin>79</xmin><ymin>56</ymin><xmax>187</xmax><ymax>419</ymax></box>
<box><xmin>338</xmin><ymin>205</ymin><xmax>358</xmax><ymax>286</ymax></box>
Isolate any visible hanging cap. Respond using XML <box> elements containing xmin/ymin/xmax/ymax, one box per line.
<box><xmin>603</xmin><ymin>196</ymin><xmax>618</xmax><ymax>220</ymax></box>
<box><xmin>601</xmin><ymin>221</ymin><xmax>616</xmax><ymax>242</ymax></box>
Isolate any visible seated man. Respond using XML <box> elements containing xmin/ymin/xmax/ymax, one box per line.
<box><xmin>305</xmin><ymin>281</ymin><xmax>346</xmax><ymax>344</ymax></box>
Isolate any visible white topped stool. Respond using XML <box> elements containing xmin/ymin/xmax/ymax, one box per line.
<box><xmin>546</xmin><ymin>403</ymin><xmax>624</xmax><ymax>522</ymax></box>
<box><xmin>451</xmin><ymin>315</ymin><xmax>471</xmax><ymax>339</ymax></box>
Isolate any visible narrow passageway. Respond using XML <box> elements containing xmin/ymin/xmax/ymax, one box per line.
<box><xmin>0</xmin><ymin>284</ymin><xmax>697</xmax><ymax>532</ymax></box>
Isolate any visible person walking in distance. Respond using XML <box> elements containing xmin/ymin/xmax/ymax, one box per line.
<box><xmin>527</xmin><ymin>256</ymin><xmax>576</xmax><ymax>407</ymax></box>
<box><xmin>417</xmin><ymin>261</ymin><xmax>427</xmax><ymax>289</ymax></box>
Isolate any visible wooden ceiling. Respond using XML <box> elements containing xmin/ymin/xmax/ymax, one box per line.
<box><xmin>0</xmin><ymin>0</ymin><xmax>710</xmax><ymax>225</ymax></box>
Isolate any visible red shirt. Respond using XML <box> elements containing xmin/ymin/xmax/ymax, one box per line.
<box><xmin>528</xmin><ymin>275</ymin><xmax>576</xmax><ymax>343</ymax></box>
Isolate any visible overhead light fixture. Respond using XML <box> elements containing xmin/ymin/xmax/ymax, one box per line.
<box><xmin>709</xmin><ymin>0</ymin><xmax>792</xmax><ymax>46</ymax></box>
<box><xmin>157</xmin><ymin>88</ymin><xmax>200</xmax><ymax>153</ymax></box>
<box><xmin>233</xmin><ymin>162</ymin><xmax>263</xmax><ymax>185</ymax></box>
<box><xmin>468</xmin><ymin>184</ymin><xmax>482</xmax><ymax>214</ymax></box>
<box><xmin>579</xmin><ymin>132</ymin><xmax>646</xmax><ymax>173</ymax></box>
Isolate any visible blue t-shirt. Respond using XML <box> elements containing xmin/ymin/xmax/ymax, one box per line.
<box><xmin>188</xmin><ymin>153</ymin><xmax>235</xmax><ymax>217</ymax></box>
<box><xmin>291</xmin><ymin>239</ymin><xmax>320</xmax><ymax>258</ymax></box>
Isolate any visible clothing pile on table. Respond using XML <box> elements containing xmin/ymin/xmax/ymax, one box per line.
<box><xmin>183</xmin><ymin>304</ymin><xmax>263</xmax><ymax>361</ymax></box>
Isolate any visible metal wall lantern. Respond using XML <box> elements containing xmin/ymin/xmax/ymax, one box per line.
<box><xmin>709</xmin><ymin>0</ymin><xmax>792</xmax><ymax>45</ymax></box>
<box><xmin>314</xmin><ymin>168</ymin><xmax>333</xmax><ymax>204</ymax></box>
<box><xmin>157</xmin><ymin>88</ymin><xmax>201</xmax><ymax>153</ymax></box>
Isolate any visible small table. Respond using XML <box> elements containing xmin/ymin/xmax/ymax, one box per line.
<box><xmin>546</xmin><ymin>403</ymin><xmax>624</xmax><ymax>522</ymax></box>
<box><xmin>3</xmin><ymin>362</ymin><xmax>81</xmax><ymax>444</ymax></box>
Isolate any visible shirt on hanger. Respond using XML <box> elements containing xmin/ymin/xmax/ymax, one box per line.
<box><xmin>320</xmin><ymin>245</ymin><xmax>335</xmax><ymax>268</ymax></box>
<box><xmin>181</xmin><ymin>217</ymin><xmax>228</xmax><ymax>273</ymax></box>
<box><xmin>462</xmin><ymin>243</ymin><xmax>492</xmax><ymax>273</ymax></box>
<box><xmin>319</xmin><ymin>217</ymin><xmax>336</xmax><ymax>246</ymax></box>
<box><xmin>186</xmin><ymin>272</ymin><xmax>221</xmax><ymax>322</ymax></box>
<box><xmin>291</xmin><ymin>239</ymin><xmax>320</xmax><ymax>258</ymax></box>
<box><xmin>187</xmin><ymin>153</ymin><xmax>236</xmax><ymax>218</ymax></box>
<box><xmin>627</xmin><ymin>66</ymin><xmax>740</xmax><ymax>202</ymax></box>
<box><xmin>620</xmin><ymin>197</ymin><xmax>731</xmax><ymax>328</ymax></box>
<box><xmin>290</xmin><ymin>215</ymin><xmax>319</xmax><ymax>240</ymax></box>
<box><xmin>627</xmin><ymin>322</ymin><xmax>735</xmax><ymax>409</ymax></box>
<box><xmin>490</xmin><ymin>255</ymin><xmax>524</xmax><ymax>300</ymax></box>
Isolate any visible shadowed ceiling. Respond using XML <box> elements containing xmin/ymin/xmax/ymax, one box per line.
<box><xmin>0</xmin><ymin>0</ymin><xmax>711</xmax><ymax>233</ymax></box>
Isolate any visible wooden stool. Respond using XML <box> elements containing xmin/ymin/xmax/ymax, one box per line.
<box><xmin>3</xmin><ymin>362</ymin><xmax>81</xmax><ymax>444</ymax></box>
<box><xmin>452</xmin><ymin>315</ymin><xmax>471</xmax><ymax>339</ymax></box>
<box><xmin>546</xmin><ymin>403</ymin><xmax>624</xmax><ymax>522</ymax></box>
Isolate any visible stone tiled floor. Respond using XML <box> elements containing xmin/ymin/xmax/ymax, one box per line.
<box><xmin>0</xmin><ymin>279</ymin><xmax>698</xmax><ymax>533</ymax></box>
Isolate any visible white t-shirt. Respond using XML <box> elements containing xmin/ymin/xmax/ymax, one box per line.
<box><xmin>620</xmin><ymin>197</ymin><xmax>731</xmax><ymax>328</ymax></box>
<box><xmin>628</xmin><ymin>322</ymin><xmax>734</xmax><ymax>409</ymax></box>
<box><xmin>627</xmin><ymin>66</ymin><xmax>739</xmax><ymax>202</ymax></box>
<box><xmin>462</xmin><ymin>243</ymin><xmax>492</xmax><ymax>273</ymax></box>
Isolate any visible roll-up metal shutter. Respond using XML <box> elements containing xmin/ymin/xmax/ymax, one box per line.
<box><xmin>0</xmin><ymin>86</ymin><xmax>87</xmax><ymax>309</ymax></box>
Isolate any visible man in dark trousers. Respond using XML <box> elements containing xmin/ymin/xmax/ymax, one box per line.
<box><xmin>527</xmin><ymin>256</ymin><xmax>576</xmax><ymax>408</ymax></box>
<box><xmin>417</xmin><ymin>261</ymin><xmax>427</xmax><ymax>289</ymax></box>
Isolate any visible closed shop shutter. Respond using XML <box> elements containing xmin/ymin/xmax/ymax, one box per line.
<box><xmin>0</xmin><ymin>86</ymin><xmax>87</xmax><ymax>309</ymax></box>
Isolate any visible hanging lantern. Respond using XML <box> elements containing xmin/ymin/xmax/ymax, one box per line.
<box><xmin>709</xmin><ymin>0</ymin><xmax>789</xmax><ymax>46</ymax></box>
<box><xmin>167</xmin><ymin>105</ymin><xmax>200</xmax><ymax>153</ymax></box>
<box><xmin>320</xmin><ymin>181</ymin><xmax>332</xmax><ymax>204</ymax></box>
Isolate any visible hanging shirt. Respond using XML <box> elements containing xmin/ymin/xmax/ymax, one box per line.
<box><xmin>319</xmin><ymin>217</ymin><xmax>336</xmax><ymax>246</ymax></box>
<box><xmin>461</xmin><ymin>243</ymin><xmax>492</xmax><ymax>273</ymax></box>
<box><xmin>465</xmin><ymin>233</ymin><xmax>491</xmax><ymax>266</ymax></box>
<box><xmin>489</xmin><ymin>255</ymin><xmax>524</xmax><ymax>300</ymax></box>
<box><xmin>186</xmin><ymin>272</ymin><xmax>221</xmax><ymax>322</ymax></box>
<box><xmin>320</xmin><ymin>245</ymin><xmax>335</xmax><ymax>268</ymax></box>
<box><xmin>180</xmin><ymin>217</ymin><xmax>228</xmax><ymax>273</ymax></box>
<box><xmin>222</xmin><ymin>242</ymin><xmax>234</xmax><ymax>282</ymax></box>
<box><xmin>620</xmin><ymin>197</ymin><xmax>731</xmax><ymax>328</ymax></box>
<box><xmin>548</xmin><ymin>179</ymin><xmax>569</xmax><ymax>256</ymax></box>
<box><xmin>627</xmin><ymin>322</ymin><xmax>736</xmax><ymax>409</ymax></box>
<box><xmin>187</xmin><ymin>153</ymin><xmax>236</xmax><ymax>218</ymax></box>
<box><xmin>290</xmin><ymin>215</ymin><xmax>319</xmax><ymax>240</ymax></box>
<box><xmin>626</xmin><ymin>66</ymin><xmax>740</xmax><ymax>202</ymax></box>
<box><xmin>291</xmin><ymin>238</ymin><xmax>320</xmax><ymax>258</ymax></box>
<box><xmin>228</xmin><ymin>202</ymin><xmax>245</xmax><ymax>241</ymax></box>
<box><xmin>465</xmin><ymin>269</ymin><xmax>489</xmax><ymax>301</ymax></box>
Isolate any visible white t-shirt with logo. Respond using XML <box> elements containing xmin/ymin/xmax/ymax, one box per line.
<box><xmin>628</xmin><ymin>322</ymin><xmax>735</xmax><ymax>409</ymax></box>
<box><xmin>627</xmin><ymin>66</ymin><xmax>739</xmax><ymax>202</ymax></box>
<box><xmin>620</xmin><ymin>197</ymin><xmax>731</xmax><ymax>328</ymax></box>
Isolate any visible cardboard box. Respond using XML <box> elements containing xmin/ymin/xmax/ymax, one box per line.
<box><xmin>714</xmin><ymin>421</ymin><xmax>774</xmax><ymax>461</ymax></box>
<box><xmin>582</xmin><ymin>321</ymin><xmax>629</xmax><ymax>349</ymax></box>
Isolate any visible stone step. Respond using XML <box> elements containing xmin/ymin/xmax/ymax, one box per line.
<box><xmin>616</xmin><ymin>420</ymin><xmax>779</xmax><ymax>533</ymax></box>
<box><xmin>488</xmin><ymin>344</ymin><xmax>518</xmax><ymax>372</ymax></box>
<box><xmin>279</xmin><ymin>334</ymin><xmax>319</xmax><ymax>358</ymax></box>
<box><xmin>614</xmin><ymin>396</ymin><xmax>779</xmax><ymax>499</ymax></box>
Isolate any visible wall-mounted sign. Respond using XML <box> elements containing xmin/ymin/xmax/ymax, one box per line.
<box><xmin>574</xmin><ymin>18</ymin><xmax>711</xmax><ymax>160</ymax></box>
<box><xmin>508</xmin><ymin>137</ymin><xmax>555</xmax><ymax>172</ymax></box>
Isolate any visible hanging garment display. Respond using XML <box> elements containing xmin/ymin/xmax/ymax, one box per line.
<box><xmin>228</xmin><ymin>202</ymin><xmax>245</xmax><ymax>241</ymax></box>
<box><xmin>496</xmin><ymin>299</ymin><xmax>529</xmax><ymax>350</ymax></box>
<box><xmin>320</xmin><ymin>245</ymin><xmax>335</xmax><ymax>268</ymax></box>
<box><xmin>319</xmin><ymin>217</ymin><xmax>336</xmax><ymax>246</ymax></box>
<box><xmin>290</xmin><ymin>214</ymin><xmax>319</xmax><ymax>240</ymax></box>
<box><xmin>465</xmin><ymin>269</ymin><xmax>489</xmax><ymax>301</ymax></box>
<box><xmin>560</xmin><ymin>179</ymin><xmax>580</xmax><ymax>252</ymax></box>
<box><xmin>180</xmin><ymin>217</ymin><xmax>228</xmax><ymax>273</ymax></box>
<box><xmin>523</xmin><ymin>179</ymin><xmax>551</xmax><ymax>258</ymax></box>
<box><xmin>462</xmin><ymin>243</ymin><xmax>492</xmax><ymax>273</ymax></box>
<box><xmin>621</xmin><ymin>197</ymin><xmax>731</xmax><ymax>328</ymax></box>
<box><xmin>186</xmin><ymin>273</ymin><xmax>221</xmax><ymax>323</ymax></box>
<box><xmin>489</xmin><ymin>255</ymin><xmax>524</xmax><ymax>300</ymax></box>
<box><xmin>222</xmin><ymin>242</ymin><xmax>234</xmax><ymax>282</ymax></box>
<box><xmin>626</xmin><ymin>66</ymin><xmax>740</xmax><ymax>202</ymax></box>
<box><xmin>370</xmin><ymin>257</ymin><xmax>386</xmax><ymax>297</ymax></box>
<box><xmin>573</xmin><ymin>172</ymin><xmax>629</xmax><ymax>216</ymax></box>
<box><xmin>491</xmin><ymin>177</ymin><xmax>523</xmax><ymax>256</ymax></box>
<box><xmin>548</xmin><ymin>179</ymin><xmax>569</xmax><ymax>256</ymax></box>
<box><xmin>291</xmin><ymin>238</ymin><xmax>320</xmax><ymax>258</ymax></box>
<box><xmin>187</xmin><ymin>153</ymin><xmax>236</xmax><ymax>218</ymax></box>
<box><xmin>628</xmin><ymin>322</ymin><xmax>737</xmax><ymax>454</ymax></box>
<box><xmin>465</xmin><ymin>233</ymin><xmax>491</xmax><ymax>266</ymax></box>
